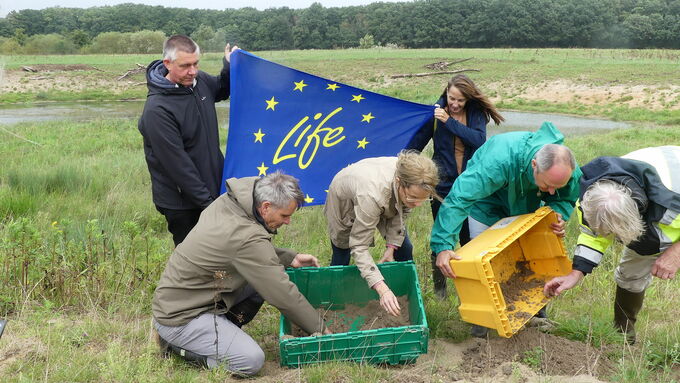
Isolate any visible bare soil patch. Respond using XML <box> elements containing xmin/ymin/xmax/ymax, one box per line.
<box><xmin>292</xmin><ymin>296</ymin><xmax>410</xmax><ymax>336</ymax></box>
<box><xmin>19</xmin><ymin>64</ymin><xmax>100</xmax><ymax>72</ymax></box>
<box><xmin>487</xmin><ymin>79</ymin><xmax>680</xmax><ymax>110</ymax></box>
<box><xmin>461</xmin><ymin>328</ymin><xmax>614</xmax><ymax>378</ymax></box>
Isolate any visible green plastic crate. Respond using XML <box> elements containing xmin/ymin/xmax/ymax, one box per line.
<box><xmin>279</xmin><ymin>261</ymin><xmax>429</xmax><ymax>367</ymax></box>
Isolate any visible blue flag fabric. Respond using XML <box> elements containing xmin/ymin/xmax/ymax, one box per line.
<box><xmin>221</xmin><ymin>50</ymin><xmax>435</xmax><ymax>206</ymax></box>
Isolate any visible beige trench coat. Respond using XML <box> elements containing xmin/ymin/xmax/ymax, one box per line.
<box><xmin>324</xmin><ymin>157</ymin><xmax>410</xmax><ymax>288</ymax></box>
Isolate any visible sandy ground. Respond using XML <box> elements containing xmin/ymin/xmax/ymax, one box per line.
<box><xmin>486</xmin><ymin>79</ymin><xmax>680</xmax><ymax>110</ymax></box>
<box><xmin>0</xmin><ymin>65</ymin><xmax>145</xmax><ymax>94</ymax></box>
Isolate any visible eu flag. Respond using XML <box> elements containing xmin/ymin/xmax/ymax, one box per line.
<box><xmin>221</xmin><ymin>50</ymin><xmax>435</xmax><ymax>206</ymax></box>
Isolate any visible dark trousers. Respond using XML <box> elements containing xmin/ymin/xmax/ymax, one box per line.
<box><xmin>330</xmin><ymin>232</ymin><xmax>414</xmax><ymax>266</ymax></box>
<box><xmin>156</xmin><ymin>207</ymin><xmax>203</xmax><ymax>246</ymax></box>
<box><xmin>430</xmin><ymin>198</ymin><xmax>470</xmax><ymax>253</ymax></box>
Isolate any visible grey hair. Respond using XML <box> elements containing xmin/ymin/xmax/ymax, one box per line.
<box><xmin>534</xmin><ymin>144</ymin><xmax>576</xmax><ymax>172</ymax></box>
<box><xmin>253</xmin><ymin>171</ymin><xmax>305</xmax><ymax>209</ymax></box>
<box><xmin>163</xmin><ymin>35</ymin><xmax>201</xmax><ymax>62</ymax></box>
<box><xmin>581</xmin><ymin>180</ymin><xmax>645</xmax><ymax>245</ymax></box>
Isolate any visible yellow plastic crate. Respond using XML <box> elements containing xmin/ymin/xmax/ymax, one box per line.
<box><xmin>450</xmin><ymin>206</ymin><xmax>572</xmax><ymax>338</ymax></box>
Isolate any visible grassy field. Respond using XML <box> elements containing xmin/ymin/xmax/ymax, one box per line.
<box><xmin>2</xmin><ymin>48</ymin><xmax>680</xmax><ymax>382</ymax></box>
<box><xmin>3</xmin><ymin>48</ymin><xmax>680</xmax><ymax>124</ymax></box>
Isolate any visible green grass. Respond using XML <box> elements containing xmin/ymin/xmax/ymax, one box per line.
<box><xmin>2</xmin><ymin>48</ymin><xmax>680</xmax><ymax>381</ymax></box>
<box><xmin>2</xmin><ymin>117</ymin><xmax>680</xmax><ymax>381</ymax></box>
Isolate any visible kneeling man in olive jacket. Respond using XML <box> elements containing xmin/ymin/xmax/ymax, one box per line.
<box><xmin>152</xmin><ymin>171</ymin><xmax>328</xmax><ymax>375</ymax></box>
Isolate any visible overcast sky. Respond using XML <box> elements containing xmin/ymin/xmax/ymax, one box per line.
<box><xmin>1</xmin><ymin>0</ymin><xmax>410</xmax><ymax>17</ymax></box>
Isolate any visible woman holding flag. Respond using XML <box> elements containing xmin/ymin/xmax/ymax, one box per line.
<box><xmin>406</xmin><ymin>74</ymin><xmax>504</xmax><ymax>299</ymax></box>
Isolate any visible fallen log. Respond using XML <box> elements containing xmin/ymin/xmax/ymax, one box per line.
<box><xmin>424</xmin><ymin>57</ymin><xmax>473</xmax><ymax>70</ymax></box>
<box><xmin>118</xmin><ymin>63</ymin><xmax>147</xmax><ymax>80</ymax></box>
<box><xmin>390</xmin><ymin>68</ymin><xmax>480</xmax><ymax>79</ymax></box>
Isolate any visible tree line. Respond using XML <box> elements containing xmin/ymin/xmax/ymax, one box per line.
<box><xmin>1</xmin><ymin>0</ymin><xmax>679</xmax><ymax>54</ymax></box>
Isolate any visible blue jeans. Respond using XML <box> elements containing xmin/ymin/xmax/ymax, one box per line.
<box><xmin>330</xmin><ymin>232</ymin><xmax>413</xmax><ymax>266</ymax></box>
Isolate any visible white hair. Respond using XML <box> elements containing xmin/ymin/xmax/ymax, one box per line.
<box><xmin>534</xmin><ymin>144</ymin><xmax>576</xmax><ymax>172</ymax></box>
<box><xmin>581</xmin><ymin>180</ymin><xmax>645</xmax><ymax>245</ymax></box>
<box><xmin>253</xmin><ymin>171</ymin><xmax>305</xmax><ymax>209</ymax></box>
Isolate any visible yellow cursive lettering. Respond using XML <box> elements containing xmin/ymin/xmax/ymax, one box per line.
<box><xmin>272</xmin><ymin>107</ymin><xmax>347</xmax><ymax>169</ymax></box>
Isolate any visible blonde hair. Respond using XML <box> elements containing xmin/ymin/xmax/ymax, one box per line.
<box><xmin>395</xmin><ymin>150</ymin><xmax>441</xmax><ymax>200</ymax></box>
<box><xmin>581</xmin><ymin>180</ymin><xmax>645</xmax><ymax>245</ymax></box>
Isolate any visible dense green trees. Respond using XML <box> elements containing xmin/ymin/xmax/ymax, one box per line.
<box><xmin>1</xmin><ymin>0</ymin><xmax>679</xmax><ymax>54</ymax></box>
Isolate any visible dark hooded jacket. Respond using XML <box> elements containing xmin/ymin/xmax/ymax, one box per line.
<box><xmin>406</xmin><ymin>96</ymin><xmax>487</xmax><ymax>196</ymax></box>
<box><xmin>138</xmin><ymin>58</ymin><xmax>230</xmax><ymax>210</ymax></box>
<box><xmin>573</xmin><ymin>152</ymin><xmax>680</xmax><ymax>274</ymax></box>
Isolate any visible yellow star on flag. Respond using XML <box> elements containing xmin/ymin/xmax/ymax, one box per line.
<box><xmin>326</xmin><ymin>83</ymin><xmax>340</xmax><ymax>91</ymax></box>
<box><xmin>257</xmin><ymin>162</ymin><xmax>269</xmax><ymax>176</ymax></box>
<box><xmin>293</xmin><ymin>80</ymin><xmax>308</xmax><ymax>92</ymax></box>
<box><xmin>265</xmin><ymin>97</ymin><xmax>278</xmax><ymax>111</ymax></box>
<box><xmin>304</xmin><ymin>194</ymin><xmax>314</xmax><ymax>204</ymax></box>
<box><xmin>253</xmin><ymin>129</ymin><xmax>265</xmax><ymax>143</ymax></box>
<box><xmin>357</xmin><ymin>137</ymin><xmax>369</xmax><ymax>149</ymax></box>
<box><xmin>351</xmin><ymin>94</ymin><xmax>365</xmax><ymax>103</ymax></box>
<box><xmin>361</xmin><ymin>112</ymin><xmax>375</xmax><ymax>123</ymax></box>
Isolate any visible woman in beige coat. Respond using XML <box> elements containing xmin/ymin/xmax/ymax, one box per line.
<box><xmin>324</xmin><ymin>150</ymin><xmax>440</xmax><ymax>316</ymax></box>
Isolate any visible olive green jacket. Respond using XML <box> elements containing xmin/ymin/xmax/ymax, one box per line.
<box><xmin>324</xmin><ymin>157</ymin><xmax>409</xmax><ymax>288</ymax></box>
<box><xmin>152</xmin><ymin>177</ymin><xmax>324</xmax><ymax>334</ymax></box>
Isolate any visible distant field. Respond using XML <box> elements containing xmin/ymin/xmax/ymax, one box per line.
<box><xmin>3</xmin><ymin>48</ymin><xmax>680</xmax><ymax>123</ymax></box>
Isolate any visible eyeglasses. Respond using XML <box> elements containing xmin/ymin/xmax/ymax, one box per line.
<box><xmin>401</xmin><ymin>185</ymin><xmax>433</xmax><ymax>203</ymax></box>
<box><xmin>404</xmin><ymin>196</ymin><xmax>433</xmax><ymax>203</ymax></box>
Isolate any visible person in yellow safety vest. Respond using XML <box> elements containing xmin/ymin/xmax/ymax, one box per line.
<box><xmin>544</xmin><ymin>146</ymin><xmax>680</xmax><ymax>344</ymax></box>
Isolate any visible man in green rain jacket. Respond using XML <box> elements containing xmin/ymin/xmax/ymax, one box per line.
<box><xmin>431</xmin><ymin>122</ymin><xmax>582</xmax><ymax>335</ymax></box>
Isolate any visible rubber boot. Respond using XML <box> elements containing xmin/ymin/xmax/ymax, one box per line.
<box><xmin>431</xmin><ymin>254</ymin><xmax>447</xmax><ymax>300</ymax></box>
<box><xmin>614</xmin><ymin>286</ymin><xmax>645</xmax><ymax>345</ymax></box>
<box><xmin>535</xmin><ymin>306</ymin><xmax>548</xmax><ymax>319</ymax></box>
<box><xmin>470</xmin><ymin>324</ymin><xmax>489</xmax><ymax>338</ymax></box>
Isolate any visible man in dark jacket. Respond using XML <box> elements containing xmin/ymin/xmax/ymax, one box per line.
<box><xmin>139</xmin><ymin>35</ymin><xmax>237</xmax><ymax>245</ymax></box>
<box><xmin>544</xmin><ymin>146</ymin><xmax>680</xmax><ymax>344</ymax></box>
<box><xmin>153</xmin><ymin>171</ymin><xmax>329</xmax><ymax>375</ymax></box>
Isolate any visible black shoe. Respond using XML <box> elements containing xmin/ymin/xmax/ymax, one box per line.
<box><xmin>0</xmin><ymin>319</ymin><xmax>6</xmax><ymax>340</ymax></box>
<box><xmin>470</xmin><ymin>325</ymin><xmax>489</xmax><ymax>338</ymax></box>
<box><xmin>535</xmin><ymin>306</ymin><xmax>548</xmax><ymax>319</ymax></box>
<box><xmin>431</xmin><ymin>255</ymin><xmax>447</xmax><ymax>300</ymax></box>
<box><xmin>158</xmin><ymin>335</ymin><xmax>209</xmax><ymax>368</ymax></box>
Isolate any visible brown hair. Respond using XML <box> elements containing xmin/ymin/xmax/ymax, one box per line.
<box><xmin>440</xmin><ymin>74</ymin><xmax>504</xmax><ymax>125</ymax></box>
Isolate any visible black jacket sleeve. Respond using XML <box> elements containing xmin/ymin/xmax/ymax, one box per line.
<box><xmin>142</xmin><ymin>106</ymin><xmax>215</xmax><ymax>207</ymax></box>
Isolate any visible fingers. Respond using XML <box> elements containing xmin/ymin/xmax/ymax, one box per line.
<box><xmin>543</xmin><ymin>279</ymin><xmax>560</xmax><ymax>297</ymax></box>
<box><xmin>436</xmin><ymin>251</ymin><xmax>458</xmax><ymax>279</ymax></box>
<box><xmin>310</xmin><ymin>256</ymin><xmax>320</xmax><ymax>268</ymax></box>
<box><xmin>380</xmin><ymin>291</ymin><xmax>401</xmax><ymax>316</ymax></box>
<box><xmin>652</xmin><ymin>263</ymin><xmax>675</xmax><ymax>279</ymax></box>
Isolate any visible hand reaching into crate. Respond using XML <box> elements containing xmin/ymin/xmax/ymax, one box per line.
<box><xmin>291</xmin><ymin>253</ymin><xmax>321</xmax><ymax>268</ymax></box>
<box><xmin>372</xmin><ymin>280</ymin><xmax>401</xmax><ymax>316</ymax></box>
